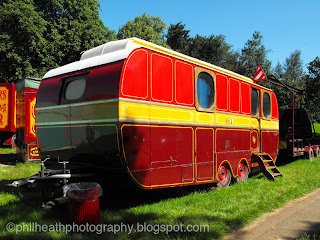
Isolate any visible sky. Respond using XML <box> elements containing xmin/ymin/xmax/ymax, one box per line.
<box><xmin>99</xmin><ymin>0</ymin><xmax>319</xmax><ymax>70</ymax></box>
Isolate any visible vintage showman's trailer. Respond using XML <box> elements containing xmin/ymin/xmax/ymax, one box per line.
<box><xmin>35</xmin><ymin>38</ymin><xmax>282</xmax><ymax>189</ymax></box>
<box><xmin>16</xmin><ymin>77</ymin><xmax>41</xmax><ymax>161</ymax></box>
<box><xmin>0</xmin><ymin>83</ymin><xmax>16</xmax><ymax>147</ymax></box>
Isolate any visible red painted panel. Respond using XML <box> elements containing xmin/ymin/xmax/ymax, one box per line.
<box><xmin>271</xmin><ymin>92</ymin><xmax>279</xmax><ymax>120</ymax></box>
<box><xmin>151</xmin><ymin>53</ymin><xmax>173</xmax><ymax>103</ymax></box>
<box><xmin>216</xmin><ymin>74</ymin><xmax>228</xmax><ymax>111</ymax></box>
<box><xmin>121</xmin><ymin>125</ymin><xmax>150</xmax><ymax>171</ymax></box>
<box><xmin>131</xmin><ymin>170</ymin><xmax>151</xmax><ymax>188</ymax></box>
<box><xmin>182</xmin><ymin>166</ymin><xmax>193</xmax><ymax>182</ymax></box>
<box><xmin>84</xmin><ymin>61</ymin><xmax>123</xmax><ymax>101</ymax></box>
<box><xmin>216</xmin><ymin>129</ymin><xmax>251</xmax><ymax>152</ymax></box>
<box><xmin>25</xmin><ymin>93</ymin><xmax>37</xmax><ymax>144</ymax></box>
<box><xmin>151</xmin><ymin>126</ymin><xmax>176</xmax><ymax>165</ymax></box>
<box><xmin>196</xmin><ymin>128</ymin><xmax>214</xmax><ymax>181</ymax></box>
<box><xmin>27</xmin><ymin>143</ymin><xmax>40</xmax><ymax>160</ymax></box>
<box><xmin>241</xmin><ymin>83</ymin><xmax>251</xmax><ymax>115</ymax></box>
<box><xmin>176</xmin><ymin>127</ymin><xmax>193</xmax><ymax>165</ymax></box>
<box><xmin>229</xmin><ymin>78</ymin><xmax>240</xmax><ymax>113</ymax></box>
<box><xmin>261</xmin><ymin>131</ymin><xmax>279</xmax><ymax>161</ymax></box>
<box><xmin>251</xmin><ymin>130</ymin><xmax>259</xmax><ymax>151</ymax></box>
<box><xmin>151</xmin><ymin>167</ymin><xmax>181</xmax><ymax>186</ymax></box>
<box><xmin>121</xmin><ymin>49</ymin><xmax>148</xmax><ymax>100</ymax></box>
<box><xmin>0</xmin><ymin>83</ymin><xmax>16</xmax><ymax>132</ymax></box>
<box><xmin>175</xmin><ymin>61</ymin><xmax>194</xmax><ymax>106</ymax></box>
<box><xmin>177</xmin><ymin>127</ymin><xmax>194</xmax><ymax>182</ymax></box>
<box><xmin>36</xmin><ymin>77</ymin><xmax>61</xmax><ymax>108</ymax></box>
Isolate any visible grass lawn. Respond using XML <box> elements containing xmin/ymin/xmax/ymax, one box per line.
<box><xmin>0</xmin><ymin>148</ymin><xmax>17</xmax><ymax>155</ymax></box>
<box><xmin>314</xmin><ymin>122</ymin><xmax>320</xmax><ymax>135</ymax></box>
<box><xmin>0</xmin><ymin>157</ymin><xmax>320</xmax><ymax>239</ymax></box>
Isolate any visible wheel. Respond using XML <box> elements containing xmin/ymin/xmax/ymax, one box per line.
<box><xmin>315</xmin><ymin>147</ymin><xmax>320</xmax><ymax>158</ymax></box>
<box><xmin>217</xmin><ymin>164</ymin><xmax>231</xmax><ymax>188</ymax></box>
<box><xmin>307</xmin><ymin>148</ymin><xmax>314</xmax><ymax>160</ymax></box>
<box><xmin>237</xmin><ymin>161</ymin><xmax>249</xmax><ymax>182</ymax></box>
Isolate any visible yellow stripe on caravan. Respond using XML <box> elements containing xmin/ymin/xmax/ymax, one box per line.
<box><xmin>119</xmin><ymin>101</ymin><xmax>281</xmax><ymax>129</ymax></box>
<box><xmin>261</xmin><ymin>119</ymin><xmax>279</xmax><ymax>130</ymax></box>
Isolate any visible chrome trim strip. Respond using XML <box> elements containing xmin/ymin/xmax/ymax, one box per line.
<box><xmin>36</xmin><ymin>118</ymin><xmax>118</xmax><ymax>126</ymax></box>
<box><xmin>36</xmin><ymin>98</ymin><xmax>119</xmax><ymax>111</ymax></box>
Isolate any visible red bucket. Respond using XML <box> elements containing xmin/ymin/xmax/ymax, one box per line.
<box><xmin>64</xmin><ymin>182</ymin><xmax>102</xmax><ymax>225</ymax></box>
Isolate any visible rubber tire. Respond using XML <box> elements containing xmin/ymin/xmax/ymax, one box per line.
<box><xmin>217</xmin><ymin>164</ymin><xmax>231</xmax><ymax>188</ymax></box>
<box><xmin>308</xmin><ymin>148</ymin><xmax>314</xmax><ymax>160</ymax></box>
<box><xmin>315</xmin><ymin>147</ymin><xmax>320</xmax><ymax>158</ymax></box>
<box><xmin>236</xmin><ymin>161</ymin><xmax>249</xmax><ymax>182</ymax></box>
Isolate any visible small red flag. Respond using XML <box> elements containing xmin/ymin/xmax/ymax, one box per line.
<box><xmin>253</xmin><ymin>64</ymin><xmax>267</xmax><ymax>82</ymax></box>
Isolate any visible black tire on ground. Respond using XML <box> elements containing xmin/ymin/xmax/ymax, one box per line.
<box><xmin>217</xmin><ymin>164</ymin><xmax>232</xmax><ymax>188</ymax></box>
<box><xmin>307</xmin><ymin>148</ymin><xmax>314</xmax><ymax>160</ymax></box>
<box><xmin>236</xmin><ymin>161</ymin><xmax>249</xmax><ymax>182</ymax></box>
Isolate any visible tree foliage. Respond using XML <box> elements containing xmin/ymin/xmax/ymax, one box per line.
<box><xmin>283</xmin><ymin>50</ymin><xmax>305</xmax><ymax>88</ymax></box>
<box><xmin>0</xmin><ymin>0</ymin><xmax>115</xmax><ymax>83</ymax></box>
<box><xmin>166</xmin><ymin>22</ymin><xmax>239</xmax><ymax>71</ymax></box>
<box><xmin>305</xmin><ymin>57</ymin><xmax>320</xmax><ymax>121</ymax></box>
<box><xmin>117</xmin><ymin>13</ymin><xmax>168</xmax><ymax>47</ymax></box>
<box><xmin>271</xmin><ymin>51</ymin><xmax>306</xmax><ymax>108</ymax></box>
<box><xmin>238</xmin><ymin>31</ymin><xmax>271</xmax><ymax>78</ymax></box>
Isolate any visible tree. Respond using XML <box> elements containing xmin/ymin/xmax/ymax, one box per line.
<box><xmin>0</xmin><ymin>0</ymin><xmax>116</xmax><ymax>83</ymax></box>
<box><xmin>270</xmin><ymin>62</ymin><xmax>292</xmax><ymax>108</ymax></box>
<box><xmin>187</xmin><ymin>34</ymin><xmax>239</xmax><ymax>71</ymax></box>
<box><xmin>0</xmin><ymin>0</ymin><xmax>47</xmax><ymax>82</ymax></box>
<box><xmin>238</xmin><ymin>31</ymin><xmax>271</xmax><ymax>78</ymax></box>
<box><xmin>283</xmin><ymin>50</ymin><xmax>305</xmax><ymax>88</ymax></box>
<box><xmin>117</xmin><ymin>13</ymin><xmax>168</xmax><ymax>47</ymax></box>
<box><xmin>305</xmin><ymin>57</ymin><xmax>320</xmax><ymax>121</ymax></box>
<box><xmin>166</xmin><ymin>22</ymin><xmax>191</xmax><ymax>53</ymax></box>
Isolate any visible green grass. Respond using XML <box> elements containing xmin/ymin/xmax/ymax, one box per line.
<box><xmin>1</xmin><ymin>158</ymin><xmax>320</xmax><ymax>239</ymax></box>
<box><xmin>314</xmin><ymin>122</ymin><xmax>320</xmax><ymax>135</ymax></box>
<box><xmin>0</xmin><ymin>162</ymin><xmax>40</xmax><ymax>181</ymax></box>
<box><xmin>0</xmin><ymin>148</ymin><xmax>17</xmax><ymax>154</ymax></box>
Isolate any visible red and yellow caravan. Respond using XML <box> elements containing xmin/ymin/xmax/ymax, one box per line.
<box><xmin>36</xmin><ymin>38</ymin><xmax>280</xmax><ymax>189</ymax></box>
<box><xmin>16</xmin><ymin>77</ymin><xmax>41</xmax><ymax>161</ymax></box>
<box><xmin>0</xmin><ymin>83</ymin><xmax>16</xmax><ymax>147</ymax></box>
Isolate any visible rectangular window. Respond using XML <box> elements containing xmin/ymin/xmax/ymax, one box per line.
<box><xmin>251</xmin><ymin>88</ymin><xmax>259</xmax><ymax>117</ymax></box>
<box><xmin>262</xmin><ymin>91</ymin><xmax>271</xmax><ymax>119</ymax></box>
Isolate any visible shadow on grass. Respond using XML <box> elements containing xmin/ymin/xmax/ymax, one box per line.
<box><xmin>0</xmin><ymin>154</ymin><xmax>21</xmax><ymax>166</ymax></box>
<box><xmin>0</xmin><ymin>178</ymin><xmax>239</xmax><ymax>239</ymax></box>
<box><xmin>0</xmin><ymin>179</ymin><xmax>68</xmax><ymax>239</ymax></box>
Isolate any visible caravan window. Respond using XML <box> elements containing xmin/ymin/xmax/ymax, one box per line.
<box><xmin>263</xmin><ymin>92</ymin><xmax>271</xmax><ymax>118</ymax></box>
<box><xmin>59</xmin><ymin>74</ymin><xmax>88</xmax><ymax>104</ymax></box>
<box><xmin>65</xmin><ymin>77</ymin><xmax>86</xmax><ymax>100</ymax></box>
<box><xmin>195</xmin><ymin>68</ymin><xmax>215</xmax><ymax>112</ymax></box>
<box><xmin>251</xmin><ymin>89</ymin><xmax>259</xmax><ymax>116</ymax></box>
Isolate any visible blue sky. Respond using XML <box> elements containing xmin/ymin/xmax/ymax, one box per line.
<box><xmin>99</xmin><ymin>0</ymin><xmax>319</xmax><ymax>70</ymax></box>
